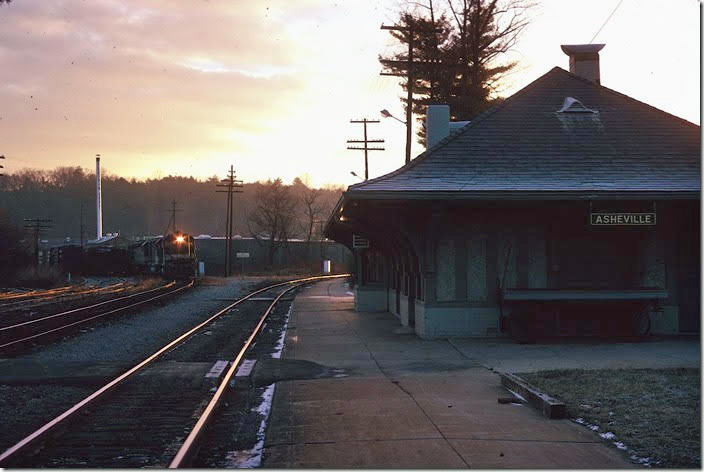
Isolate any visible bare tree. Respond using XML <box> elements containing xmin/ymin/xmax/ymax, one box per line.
<box><xmin>246</xmin><ymin>178</ymin><xmax>298</xmax><ymax>265</ymax></box>
<box><xmin>301</xmin><ymin>187</ymin><xmax>326</xmax><ymax>243</ymax></box>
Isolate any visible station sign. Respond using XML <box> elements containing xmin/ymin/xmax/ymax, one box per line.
<box><xmin>590</xmin><ymin>212</ymin><xmax>656</xmax><ymax>226</ymax></box>
<box><xmin>236</xmin><ymin>252</ymin><xmax>250</xmax><ymax>258</ymax></box>
<box><xmin>352</xmin><ymin>234</ymin><xmax>369</xmax><ymax>249</ymax></box>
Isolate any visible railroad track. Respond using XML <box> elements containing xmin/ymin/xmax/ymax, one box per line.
<box><xmin>0</xmin><ymin>284</ymin><xmax>79</xmax><ymax>301</ymax></box>
<box><xmin>0</xmin><ymin>274</ymin><xmax>348</xmax><ymax>468</ymax></box>
<box><xmin>0</xmin><ymin>282</ymin><xmax>129</xmax><ymax>312</ymax></box>
<box><xmin>0</xmin><ymin>281</ymin><xmax>190</xmax><ymax>354</ymax></box>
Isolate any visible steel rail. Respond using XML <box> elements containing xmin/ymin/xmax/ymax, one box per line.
<box><xmin>0</xmin><ymin>282</ymin><xmax>128</xmax><ymax>309</ymax></box>
<box><xmin>0</xmin><ymin>284</ymin><xmax>76</xmax><ymax>301</ymax></box>
<box><xmin>169</xmin><ymin>275</ymin><xmax>345</xmax><ymax>468</ymax></box>
<box><xmin>0</xmin><ymin>281</ymin><xmax>177</xmax><ymax>332</ymax></box>
<box><xmin>0</xmin><ymin>274</ymin><xmax>349</xmax><ymax>466</ymax></box>
<box><xmin>0</xmin><ymin>281</ymin><xmax>188</xmax><ymax>351</ymax></box>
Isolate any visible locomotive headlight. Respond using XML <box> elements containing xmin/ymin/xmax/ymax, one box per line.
<box><xmin>176</xmin><ymin>235</ymin><xmax>185</xmax><ymax>243</ymax></box>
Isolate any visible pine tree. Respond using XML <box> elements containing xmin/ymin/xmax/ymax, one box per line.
<box><xmin>381</xmin><ymin>0</ymin><xmax>530</xmax><ymax>145</ymax></box>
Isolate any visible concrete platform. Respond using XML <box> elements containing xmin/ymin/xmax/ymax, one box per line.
<box><xmin>447</xmin><ymin>336</ymin><xmax>700</xmax><ymax>373</ymax></box>
<box><xmin>261</xmin><ymin>279</ymin><xmax>633</xmax><ymax>468</ymax></box>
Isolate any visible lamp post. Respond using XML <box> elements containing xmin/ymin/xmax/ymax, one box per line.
<box><xmin>380</xmin><ymin>109</ymin><xmax>410</xmax><ymax>165</ymax></box>
<box><xmin>380</xmin><ymin>109</ymin><xmax>407</xmax><ymax>125</ymax></box>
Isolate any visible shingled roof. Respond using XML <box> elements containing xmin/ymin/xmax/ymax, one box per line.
<box><xmin>346</xmin><ymin>67</ymin><xmax>700</xmax><ymax>199</ymax></box>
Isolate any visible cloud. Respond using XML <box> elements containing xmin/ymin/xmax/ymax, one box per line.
<box><xmin>0</xmin><ymin>0</ymin><xmax>697</xmax><ymax>187</ymax></box>
<box><xmin>0</xmin><ymin>0</ymin><xmax>312</xmax><ymax>178</ymax></box>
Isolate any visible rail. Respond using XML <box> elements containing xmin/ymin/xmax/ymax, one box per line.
<box><xmin>0</xmin><ymin>281</ymin><xmax>188</xmax><ymax>351</ymax></box>
<box><xmin>0</xmin><ymin>273</ymin><xmax>349</xmax><ymax>466</ymax></box>
<box><xmin>0</xmin><ymin>282</ymin><xmax>130</xmax><ymax>310</ymax></box>
<box><xmin>169</xmin><ymin>274</ymin><xmax>347</xmax><ymax>467</ymax></box>
<box><xmin>0</xmin><ymin>281</ymin><xmax>176</xmax><ymax>333</ymax></box>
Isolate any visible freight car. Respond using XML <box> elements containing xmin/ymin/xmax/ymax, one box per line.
<box><xmin>129</xmin><ymin>233</ymin><xmax>197</xmax><ymax>279</ymax></box>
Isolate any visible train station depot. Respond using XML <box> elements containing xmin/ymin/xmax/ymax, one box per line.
<box><xmin>325</xmin><ymin>44</ymin><xmax>700</xmax><ymax>339</ymax></box>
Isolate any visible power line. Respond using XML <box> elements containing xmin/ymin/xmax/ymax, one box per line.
<box><xmin>346</xmin><ymin>119</ymin><xmax>384</xmax><ymax>181</ymax></box>
<box><xmin>589</xmin><ymin>0</ymin><xmax>626</xmax><ymax>44</ymax></box>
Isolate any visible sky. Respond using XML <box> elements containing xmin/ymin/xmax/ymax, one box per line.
<box><xmin>0</xmin><ymin>0</ymin><xmax>700</xmax><ymax>188</ymax></box>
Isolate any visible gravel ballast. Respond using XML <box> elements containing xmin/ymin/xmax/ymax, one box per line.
<box><xmin>0</xmin><ymin>276</ymin><xmax>282</xmax><ymax>453</ymax></box>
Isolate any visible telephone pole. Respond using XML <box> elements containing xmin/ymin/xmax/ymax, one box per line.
<box><xmin>215</xmin><ymin>165</ymin><xmax>243</xmax><ymax>277</ymax></box>
<box><xmin>24</xmin><ymin>218</ymin><xmax>52</xmax><ymax>266</ymax></box>
<box><xmin>380</xmin><ymin>23</ymin><xmax>443</xmax><ymax>165</ymax></box>
<box><xmin>166</xmin><ymin>199</ymin><xmax>182</xmax><ymax>234</ymax></box>
<box><xmin>346</xmin><ymin>119</ymin><xmax>384</xmax><ymax>180</ymax></box>
<box><xmin>80</xmin><ymin>202</ymin><xmax>85</xmax><ymax>249</ymax></box>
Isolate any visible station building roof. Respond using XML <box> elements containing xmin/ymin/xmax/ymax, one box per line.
<box><xmin>343</xmin><ymin>67</ymin><xmax>700</xmax><ymax>201</ymax></box>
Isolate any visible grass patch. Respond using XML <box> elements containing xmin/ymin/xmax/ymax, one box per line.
<box><xmin>519</xmin><ymin>368</ymin><xmax>700</xmax><ymax>468</ymax></box>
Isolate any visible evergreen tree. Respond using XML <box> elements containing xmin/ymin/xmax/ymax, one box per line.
<box><xmin>381</xmin><ymin>0</ymin><xmax>530</xmax><ymax>145</ymax></box>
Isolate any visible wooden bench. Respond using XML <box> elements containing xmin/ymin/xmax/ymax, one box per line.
<box><xmin>500</xmin><ymin>288</ymin><xmax>668</xmax><ymax>340</ymax></box>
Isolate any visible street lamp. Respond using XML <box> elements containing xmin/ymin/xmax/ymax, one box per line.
<box><xmin>350</xmin><ymin>171</ymin><xmax>363</xmax><ymax>181</ymax></box>
<box><xmin>380</xmin><ymin>109</ymin><xmax>406</xmax><ymax>125</ymax></box>
<box><xmin>380</xmin><ymin>109</ymin><xmax>411</xmax><ymax>165</ymax></box>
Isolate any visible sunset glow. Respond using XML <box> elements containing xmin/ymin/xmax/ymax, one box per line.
<box><xmin>0</xmin><ymin>0</ymin><xmax>699</xmax><ymax>187</ymax></box>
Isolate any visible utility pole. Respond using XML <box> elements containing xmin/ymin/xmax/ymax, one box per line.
<box><xmin>346</xmin><ymin>119</ymin><xmax>384</xmax><ymax>180</ymax></box>
<box><xmin>80</xmin><ymin>202</ymin><xmax>85</xmax><ymax>249</ymax></box>
<box><xmin>215</xmin><ymin>165</ymin><xmax>243</xmax><ymax>277</ymax></box>
<box><xmin>380</xmin><ymin>23</ymin><xmax>443</xmax><ymax>165</ymax></box>
<box><xmin>0</xmin><ymin>155</ymin><xmax>5</xmax><ymax>176</ymax></box>
<box><xmin>24</xmin><ymin>218</ymin><xmax>52</xmax><ymax>266</ymax></box>
<box><xmin>166</xmin><ymin>199</ymin><xmax>182</xmax><ymax>234</ymax></box>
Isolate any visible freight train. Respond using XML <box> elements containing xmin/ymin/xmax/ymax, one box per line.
<box><xmin>45</xmin><ymin>233</ymin><xmax>197</xmax><ymax>280</ymax></box>
<box><xmin>129</xmin><ymin>233</ymin><xmax>197</xmax><ymax>279</ymax></box>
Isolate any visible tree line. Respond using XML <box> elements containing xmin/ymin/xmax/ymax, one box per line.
<box><xmin>0</xmin><ymin>166</ymin><xmax>343</xmax><ymax>243</ymax></box>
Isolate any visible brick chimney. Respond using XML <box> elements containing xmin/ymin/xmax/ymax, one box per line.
<box><xmin>561</xmin><ymin>44</ymin><xmax>605</xmax><ymax>84</ymax></box>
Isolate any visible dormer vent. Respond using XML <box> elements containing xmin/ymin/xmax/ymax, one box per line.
<box><xmin>557</xmin><ymin>97</ymin><xmax>598</xmax><ymax>114</ymax></box>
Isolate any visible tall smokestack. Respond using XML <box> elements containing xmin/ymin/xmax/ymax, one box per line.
<box><xmin>96</xmin><ymin>154</ymin><xmax>102</xmax><ymax>240</ymax></box>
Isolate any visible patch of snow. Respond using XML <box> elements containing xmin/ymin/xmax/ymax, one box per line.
<box><xmin>272</xmin><ymin>305</ymin><xmax>292</xmax><ymax>359</ymax></box>
<box><xmin>223</xmin><ymin>383</ymin><xmax>277</xmax><ymax>468</ymax></box>
<box><xmin>574</xmin><ymin>418</ymin><xmax>656</xmax><ymax>467</ymax></box>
